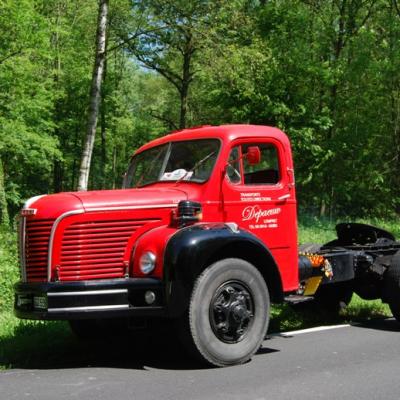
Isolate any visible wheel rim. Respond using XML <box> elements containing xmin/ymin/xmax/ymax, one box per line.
<box><xmin>209</xmin><ymin>280</ymin><xmax>255</xmax><ymax>343</ymax></box>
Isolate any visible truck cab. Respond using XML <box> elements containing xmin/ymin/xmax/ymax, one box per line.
<box><xmin>122</xmin><ymin>124</ymin><xmax>299</xmax><ymax>291</ymax></box>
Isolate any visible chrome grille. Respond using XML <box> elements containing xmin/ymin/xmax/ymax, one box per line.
<box><xmin>24</xmin><ymin>219</ymin><xmax>54</xmax><ymax>282</ymax></box>
<box><xmin>59</xmin><ymin>219</ymin><xmax>159</xmax><ymax>281</ymax></box>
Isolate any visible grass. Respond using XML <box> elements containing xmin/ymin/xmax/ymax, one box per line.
<box><xmin>269</xmin><ymin>295</ymin><xmax>391</xmax><ymax>333</ymax></box>
<box><xmin>0</xmin><ymin>218</ymin><xmax>396</xmax><ymax>369</ymax></box>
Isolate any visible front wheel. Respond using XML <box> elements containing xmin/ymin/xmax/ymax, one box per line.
<box><xmin>182</xmin><ymin>258</ymin><xmax>270</xmax><ymax>367</ymax></box>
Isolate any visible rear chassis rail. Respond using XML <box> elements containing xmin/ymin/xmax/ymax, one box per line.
<box><xmin>314</xmin><ymin>243</ymin><xmax>400</xmax><ymax>285</ymax></box>
<box><xmin>322</xmin><ymin>242</ymin><xmax>400</xmax><ymax>274</ymax></box>
<box><xmin>314</xmin><ymin>238</ymin><xmax>400</xmax><ymax>302</ymax></box>
<box><xmin>322</xmin><ymin>242</ymin><xmax>400</xmax><ymax>254</ymax></box>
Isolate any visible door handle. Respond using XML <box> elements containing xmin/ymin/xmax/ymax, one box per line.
<box><xmin>278</xmin><ymin>194</ymin><xmax>290</xmax><ymax>201</ymax></box>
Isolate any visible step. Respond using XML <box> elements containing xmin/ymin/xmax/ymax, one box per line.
<box><xmin>284</xmin><ymin>294</ymin><xmax>314</xmax><ymax>304</ymax></box>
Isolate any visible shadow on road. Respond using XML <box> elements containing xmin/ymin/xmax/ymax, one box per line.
<box><xmin>3</xmin><ymin>314</ymin><xmax>395</xmax><ymax>371</ymax></box>
<box><xmin>0</xmin><ymin>321</ymin><xmax>279</xmax><ymax>371</ymax></box>
<box><xmin>352</xmin><ymin>317</ymin><xmax>400</xmax><ymax>332</ymax></box>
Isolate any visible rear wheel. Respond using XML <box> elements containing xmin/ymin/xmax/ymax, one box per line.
<box><xmin>389</xmin><ymin>303</ymin><xmax>400</xmax><ymax>322</ymax></box>
<box><xmin>181</xmin><ymin>258</ymin><xmax>270</xmax><ymax>367</ymax></box>
<box><xmin>383</xmin><ymin>251</ymin><xmax>400</xmax><ymax>322</ymax></box>
<box><xmin>314</xmin><ymin>281</ymin><xmax>353</xmax><ymax>313</ymax></box>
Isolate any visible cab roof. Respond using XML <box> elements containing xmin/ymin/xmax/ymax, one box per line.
<box><xmin>134</xmin><ymin>124</ymin><xmax>289</xmax><ymax>156</ymax></box>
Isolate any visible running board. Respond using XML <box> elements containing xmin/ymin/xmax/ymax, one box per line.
<box><xmin>284</xmin><ymin>295</ymin><xmax>314</xmax><ymax>304</ymax></box>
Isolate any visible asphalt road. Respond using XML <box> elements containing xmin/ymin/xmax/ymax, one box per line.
<box><xmin>1</xmin><ymin>319</ymin><xmax>400</xmax><ymax>400</ymax></box>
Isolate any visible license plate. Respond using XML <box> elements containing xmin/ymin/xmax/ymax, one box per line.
<box><xmin>33</xmin><ymin>295</ymin><xmax>48</xmax><ymax>310</ymax></box>
<box><xmin>16</xmin><ymin>295</ymin><xmax>32</xmax><ymax>308</ymax></box>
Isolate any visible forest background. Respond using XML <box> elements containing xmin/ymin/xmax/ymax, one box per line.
<box><xmin>1</xmin><ymin>0</ymin><xmax>400</xmax><ymax>225</ymax></box>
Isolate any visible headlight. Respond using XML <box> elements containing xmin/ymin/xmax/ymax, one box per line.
<box><xmin>139</xmin><ymin>251</ymin><xmax>156</xmax><ymax>274</ymax></box>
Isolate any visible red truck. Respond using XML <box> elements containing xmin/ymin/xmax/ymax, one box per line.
<box><xmin>14</xmin><ymin>124</ymin><xmax>400</xmax><ymax>366</ymax></box>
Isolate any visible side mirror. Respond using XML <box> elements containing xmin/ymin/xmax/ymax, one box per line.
<box><xmin>245</xmin><ymin>146</ymin><xmax>261</xmax><ymax>165</ymax></box>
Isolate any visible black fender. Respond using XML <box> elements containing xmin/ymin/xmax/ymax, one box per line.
<box><xmin>163</xmin><ymin>223</ymin><xmax>283</xmax><ymax>317</ymax></box>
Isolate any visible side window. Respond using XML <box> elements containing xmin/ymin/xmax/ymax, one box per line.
<box><xmin>226</xmin><ymin>146</ymin><xmax>241</xmax><ymax>184</ymax></box>
<box><xmin>243</xmin><ymin>143</ymin><xmax>280</xmax><ymax>185</ymax></box>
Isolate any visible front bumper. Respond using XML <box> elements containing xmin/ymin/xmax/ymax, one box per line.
<box><xmin>14</xmin><ymin>278</ymin><xmax>165</xmax><ymax>320</ymax></box>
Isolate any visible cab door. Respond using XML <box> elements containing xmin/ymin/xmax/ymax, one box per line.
<box><xmin>222</xmin><ymin>137</ymin><xmax>298</xmax><ymax>291</ymax></box>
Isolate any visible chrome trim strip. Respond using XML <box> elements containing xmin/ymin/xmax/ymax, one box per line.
<box><xmin>47</xmin><ymin>209</ymin><xmax>85</xmax><ymax>282</ymax></box>
<box><xmin>19</xmin><ymin>216</ymin><xmax>27</xmax><ymax>282</ymax></box>
<box><xmin>48</xmin><ymin>304</ymin><xmax>130</xmax><ymax>312</ymax></box>
<box><xmin>47</xmin><ymin>289</ymin><xmax>128</xmax><ymax>297</ymax></box>
<box><xmin>23</xmin><ymin>194</ymin><xmax>46</xmax><ymax>209</ymax></box>
<box><xmin>85</xmin><ymin>204</ymin><xmax>177</xmax><ymax>212</ymax></box>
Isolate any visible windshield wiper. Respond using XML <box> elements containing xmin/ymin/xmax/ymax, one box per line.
<box><xmin>174</xmin><ymin>150</ymin><xmax>216</xmax><ymax>185</ymax></box>
<box><xmin>135</xmin><ymin>146</ymin><xmax>167</xmax><ymax>188</ymax></box>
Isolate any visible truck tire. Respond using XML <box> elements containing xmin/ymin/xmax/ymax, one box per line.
<box><xmin>299</xmin><ymin>243</ymin><xmax>353</xmax><ymax>313</ymax></box>
<box><xmin>383</xmin><ymin>251</ymin><xmax>400</xmax><ymax>322</ymax></box>
<box><xmin>314</xmin><ymin>281</ymin><xmax>353</xmax><ymax>313</ymax></box>
<box><xmin>181</xmin><ymin>258</ymin><xmax>270</xmax><ymax>367</ymax></box>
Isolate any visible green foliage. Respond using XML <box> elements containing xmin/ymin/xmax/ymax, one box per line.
<box><xmin>188</xmin><ymin>0</ymin><xmax>400</xmax><ymax>218</ymax></box>
<box><xmin>298</xmin><ymin>215</ymin><xmax>337</xmax><ymax>245</ymax></box>
<box><xmin>0</xmin><ymin>312</ymin><xmax>72</xmax><ymax>370</ymax></box>
<box><xmin>342</xmin><ymin>294</ymin><xmax>390</xmax><ymax>321</ymax></box>
<box><xmin>0</xmin><ymin>0</ymin><xmax>399</xmax><ymax>218</ymax></box>
<box><xmin>0</xmin><ymin>230</ymin><xmax>18</xmax><ymax>312</ymax></box>
<box><xmin>0</xmin><ymin>0</ymin><xmax>61</xmax><ymax>216</ymax></box>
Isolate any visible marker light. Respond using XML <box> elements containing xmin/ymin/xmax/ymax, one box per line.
<box><xmin>21</xmin><ymin>208</ymin><xmax>37</xmax><ymax>216</ymax></box>
<box><xmin>145</xmin><ymin>291</ymin><xmax>156</xmax><ymax>305</ymax></box>
<box><xmin>172</xmin><ymin>200</ymin><xmax>202</xmax><ymax>228</ymax></box>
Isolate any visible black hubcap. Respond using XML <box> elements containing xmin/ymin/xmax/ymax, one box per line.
<box><xmin>210</xmin><ymin>281</ymin><xmax>254</xmax><ymax>343</ymax></box>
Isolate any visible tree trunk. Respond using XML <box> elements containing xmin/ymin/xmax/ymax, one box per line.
<box><xmin>0</xmin><ymin>158</ymin><xmax>10</xmax><ymax>228</ymax></box>
<box><xmin>100</xmin><ymin>98</ymin><xmax>107</xmax><ymax>188</ymax></box>
<box><xmin>112</xmin><ymin>146</ymin><xmax>117</xmax><ymax>189</ymax></box>
<box><xmin>77</xmin><ymin>0</ymin><xmax>108</xmax><ymax>191</ymax></box>
<box><xmin>179</xmin><ymin>35</ymin><xmax>193</xmax><ymax>129</ymax></box>
<box><xmin>179</xmin><ymin>82</ymin><xmax>189</xmax><ymax>129</ymax></box>
<box><xmin>53</xmin><ymin>159</ymin><xmax>64</xmax><ymax>192</ymax></box>
<box><xmin>100</xmin><ymin>46</ymin><xmax>108</xmax><ymax>188</ymax></box>
<box><xmin>52</xmin><ymin>2</ymin><xmax>63</xmax><ymax>193</ymax></box>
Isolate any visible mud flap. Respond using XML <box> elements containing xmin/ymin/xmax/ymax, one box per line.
<box><xmin>303</xmin><ymin>276</ymin><xmax>323</xmax><ymax>296</ymax></box>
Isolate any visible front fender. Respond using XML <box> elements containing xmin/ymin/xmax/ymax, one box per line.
<box><xmin>163</xmin><ymin>223</ymin><xmax>283</xmax><ymax>317</ymax></box>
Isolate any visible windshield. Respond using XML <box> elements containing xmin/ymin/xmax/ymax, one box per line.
<box><xmin>124</xmin><ymin>139</ymin><xmax>220</xmax><ymax>188</ymax></box>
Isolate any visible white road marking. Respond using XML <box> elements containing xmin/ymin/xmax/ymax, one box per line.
<box><xmin>270</xmin><ymin>324</ymin><xmax>351</xmax><ymax>337</ymax></box>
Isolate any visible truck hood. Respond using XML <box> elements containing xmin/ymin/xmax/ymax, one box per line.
<box><xmin>72</xmin><ymin>187</ymin><xmax>187</xmax><ymax>211</ymax></box>
<box><xmin>25</xmin><ymin>188</ymin><xmax>188</xmax><ymax>219</ymax></box>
